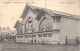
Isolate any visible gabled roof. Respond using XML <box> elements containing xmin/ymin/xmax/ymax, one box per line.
<box><xmin>20</xmin><ymin>4</ymin><xmax>37</xmax><ymax>19</ymax></box>
<box><xmin>38</xmin><ymin>8</ymin><xmax>80</xmax><ymax>21</ymax></box>
<box><xmin>20</xmin><ymin>4</ymin><xmax>80</xmax><ymax>20</ymax></box>
<box><xmin>14</xmin><ymin>20</ymin><xmax>23</xmax><ymax>28</ymax></box>
<box><xmin>34</xmin><ymin>7</ymin><xmax>80</xmax><ymax>21</ymax></box>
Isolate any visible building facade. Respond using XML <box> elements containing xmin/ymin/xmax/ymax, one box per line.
<box><xmin>14</xmin><ymin>4</ymin><xmax>80</xmax><ymax>44</ymax></box>
<box><xmin>0</xmin><ymin>27</ymin><xmax>16</xmax><ymax>42</ymax></box>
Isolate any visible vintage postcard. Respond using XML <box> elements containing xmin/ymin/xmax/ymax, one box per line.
<box><xmin>0</xmin><ymin>0</ymin><xmax>80</xmax><ymax>51</ymax></box>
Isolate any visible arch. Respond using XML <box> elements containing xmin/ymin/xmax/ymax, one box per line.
<box><xmin>39</xmin><ymin>17</ymin><xmax>53</xmax><ymax>32</ymax></box>
<box><xmin>17</xmin><ymin>24</ymin><xmax>23</xmax><ymax>34</ymax></box>
<box><xmin>25</xmin><ymin>17</ymin><xmax>33</xmax><ymax>33</ymax></box>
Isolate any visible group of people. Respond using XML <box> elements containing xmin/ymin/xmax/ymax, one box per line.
<box><xmin>31</xmin><ymin>39</ymin><xmax>36</xmax><ymax>43</ymax></box>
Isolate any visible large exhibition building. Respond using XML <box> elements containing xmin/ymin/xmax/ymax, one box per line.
<box><xmin>14</xmin><ymin>4</ymin><xmax>80</xmax><ymax>44</ymax></box>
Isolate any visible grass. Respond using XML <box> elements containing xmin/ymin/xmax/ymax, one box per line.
<box><xmin>0</xmin><ymin>42</ymin><xmax>80</xmax><ymax>51</ymax></box>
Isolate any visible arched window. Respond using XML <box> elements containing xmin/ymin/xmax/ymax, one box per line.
<box><xmin>39</xmin><ymin>18</ymin><xmax>53</xmax><ymax>32</ymax></box>
<box><xmin>25</xmin><ymin>17</ymin><xmax>33</xmax><ymax>33</ymax></box>
<box><xmin>17</xmin><ymin>25</ymin><xmax>23</xmax><ymax>34</ymax></box>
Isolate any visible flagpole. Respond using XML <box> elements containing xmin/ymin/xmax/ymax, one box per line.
<box><xmin>44</xmin><ymin>0</ymin><xmax>46</xmax><ymax>17</ymax></box>
<box><xmin>45</xmin><ymin>0</ymin><xmax>46</xmax><ymax>9</ymax></box>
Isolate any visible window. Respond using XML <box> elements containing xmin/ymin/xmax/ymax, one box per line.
<box><xmin>53</xmin><ymin>17</ymin><xmax>61</xmax><ymax>23</ymax></box>
<box><xmin>48</xmin><ymin>34</ymin><xmax>52</xmax><ymax>37</ymax></box>
<box><xmin>29</xmin><ymin>35</ymin><xmax>31</xmax><ymax>38</ymax></box>
<box><xmin>3</xmin><ymin>32</ymin><xmax>5</xmax><ymax>34</ymax></box>
<box><xmin>28</xmin><ymin>20</ymin><xmax>32</xmax><ymax>23</ymax></box>
<box><xmin>39</xmin><ymin>34</ymin><xmax>42</xmax><ymax>37</ymax></box>
<box><xmin>17</xmin><ymin>36</ymin><xmax>23</xmax><ymax>38</ymax></box>
<box><xmin>39</xmin><ymin>19</ymin><xmax>53</xmax><ymax>31</ymax></box>
<box><xmin>12</xmin><ymin>33</ymin><xmax>14</xmax><ymax>34</ymax></box>
<box><xmin>25</xmin><ymin>35</ymin><xmax>28</xmax><ymax>38</ymax></box>
<box><xmin>25</xmin><ymin>17</ymin><xmax>33</xmax><ymax>32</ymax></box>
<box><xmin>28</xmin><ymin>17</ymin><xmax>32</xmax><ymax>23</ymax></box>
<box><xmin>43</xmin><ymin>34</ymin><xmax>47</xmax><ymax>37</ymax></box>
<box><xmin>17</xmin><ymin>25</ymin><xmax>23</xmax><ymax>34</ymax></box>
<box><xmin>56</xmin><ymin>17</ymin><xmax>61</xmax><ymax>23</ymax></box>
<box><xmin>32</xmin><ymin>35</ymin><xmax>36</xmax><ymax>38</ymax></box>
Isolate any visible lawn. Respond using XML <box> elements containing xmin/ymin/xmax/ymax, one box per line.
<box><xmin>0</xmin><ymin>42</ymin><xmax>80</xmax><ymax>51</ymax></box>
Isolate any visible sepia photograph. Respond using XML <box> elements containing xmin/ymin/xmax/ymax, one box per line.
<box><xmin>0</xmin><ymin>0</ymin><xmax>80</xmax><ymax>51</ymax></box>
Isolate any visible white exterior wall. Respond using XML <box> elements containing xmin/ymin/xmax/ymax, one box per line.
<box><xmin>59</xmin><ymin>17</ymin><xmax>80</xmax><ymax>44</ymax></box>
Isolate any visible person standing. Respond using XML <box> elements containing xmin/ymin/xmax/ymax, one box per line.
<box><xmin>34</xmin><ymin>39</ymin><xmax>36</xmax><ymax>43</ymax></box>
<box><xmin>31</xmin><ymin>39</ymin><xmax>33</xmax><ymax>43</ymax></box>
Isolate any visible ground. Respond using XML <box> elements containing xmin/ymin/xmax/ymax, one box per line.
<box><xmin>0</xmin><ymin>42</ymin><xmax>80</xmax><ymax>51</ymax></box>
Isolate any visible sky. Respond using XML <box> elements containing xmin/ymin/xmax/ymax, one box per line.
<box><xmin>0</xmin><ymin>0</ymin><xmax>80</xmax><ymax>30</ymax></box>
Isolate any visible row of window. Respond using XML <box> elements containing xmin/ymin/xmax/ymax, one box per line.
<box><xmin>17</xmin><ymin>34</ymin><xmax>52</xmax><ymax>38</ymax></box>
<box><xmin>17</xmin><ymin>36</ymin><xmax>23</xmax><ymax>38</ymax></box>
<box><xmin>25</xmin><ymin>35</ymin><xmax>36</xmax><ymax>38</ymax></box>
<box><xmin>39</xmin><ymin>34</ymin><xmax>52</xmax><ymax>37</ymax></box>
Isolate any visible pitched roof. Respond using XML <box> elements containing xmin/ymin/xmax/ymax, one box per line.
<box><xmin>20</xmin><ymin>4</ymin><xmax>80</xmax><ymax>20</ymax></box>
<box><xmin>20</xmin><ymin>4</ymin><xmax>37</xmax><ymax>18</ymax></box>
<box><xmin>14</xmin><ymin>20</ymin><xmax>23</xmax><ymax>28</ymax></box>
<box><xmin>40</xmin><ymin>8</ymin><xmax>80</xmax><ymax>20</ymax></box>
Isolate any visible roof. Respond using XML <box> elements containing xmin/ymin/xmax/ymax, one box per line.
<box><xmin>20</xmin><ymin>4</ymin><xmax>80</xmax><ymax>20</ymax></box>
<box><xmin>20</xmin><ymin>4</ymin><xmax>37</xmax><ymax>18</ymax></box>
<box><xmin>40</xmin><ymin>8</ymin><xmax>80</xmax><ymax>21</ymax></box>
<box><xmin>14</xmin><ymin>20</ymin><xmax>23</xmax><ymax>28</ymax></box>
